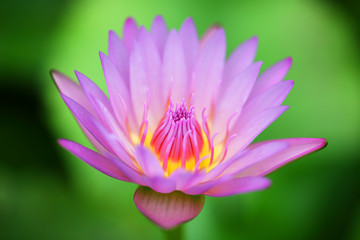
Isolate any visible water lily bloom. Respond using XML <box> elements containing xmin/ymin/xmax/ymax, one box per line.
<box><xmin>52</xmin><ymin>16</ymin><xmax>326</xmax><ymax>229</ymax></box>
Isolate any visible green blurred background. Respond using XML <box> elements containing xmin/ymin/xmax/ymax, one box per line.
<box><xmin>1</xmin><ymin>0</ymin><xmax>360</xmax><ymax>239</ymax></box>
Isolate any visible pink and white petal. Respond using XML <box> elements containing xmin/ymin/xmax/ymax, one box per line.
<box><xmin>162</xmin><ymin>29</ymin><xmax>188</xmax><ymax>102</ymax></box>
<box><xmin>61</xmin><ymin>94</ymin><xmax>135</xmax><ymax>168</ymax></box>
<box><xmin>179</xmin><ymin>17</ymin><xmax>199</xmax><ymax>72</ymax></box>
<box><xmin>182</xmin><ymin>175</ymin><xmax>231</xmax><ymax>195</ymax></box>
<box><xmin>100</xmin><ymin>52</ymin><xmax>137</xmax><ymax>132</ymax></box>
<box><xmin>200</xmin><ymin>149</ymin><xmax>250</xmax><ymax>183</ymax></box>
<box><xmin>75</xmin><ymin>71</ymin><xmax>114</xmax><ymax>130</ymax></box>
<box><xmin>61</xmin><ymin>93</ymin><xmax>114</xmax><ymax>152</ymax></box>
<box><xmin>203</xmin><ymin>177</ymin><xmax>271</xmax><ymax>197</ymax></box>
<box><xmin>91</xmin><ymin>97</ymin><xmax>130</xmax><ymax>143</ymax></box>
<box><xmin>212</xmin><ymin>62</ymin><xmax>262</xmax><ymax>138</ymax></box>
<box><xmin>105</xmin><ymin>153</ymin><xmax>146</xmax><ymax>185</ymax></box>
<box><xmin>123</xmin><ymin>17</ymin><xmax>138</xmax><ymax>50</ymax></box>
<box><xmin>219</xmin><ymin>141</ymin><xmax>288</xmax><ymax>177</ymax></box>
<box><xmin>250</xmin><ymin>57</ymin><xmax>292</xmax><ymax>98</ymax></box>
<box><xmin>130</xmin><ymin>29</ymin><xmax>165</xmax><ymax>130</ymax></box>
<box><xmin>150</xmin><ymin>15</ymin><xmax>168</xmax><ymax>55</ymax></box>
<box><xmin>237</xmin><ymin>138</ymin><xmax>327</xmax><ymax>177</ymax></box>
<box><xmin>51</xmin><ymin>71</ymin><xmax>107</xmax><ymax>152</ymax></box>
<box><xmin>200</xmin><ymin>24</ymin><xmax>221</xmax><ymax>48</ymax></box>
<box><xmin>134</xmin><ymin>146</ymin><xmax>164</xmax><ymax>177</ymax></box>
<box><xmin>108</xmin><ymin>30</ymin><xmax>130</xmax><ymax>87</ymax></box>
<box><xmin>129</xmin><ymin>43</ymin><xmax>148</xmax><ymax>126</ymax></box>
<box><xmin>79</xmin><ymin>124</ymin><xmax>109</xmax><ymax>154</ymax></box>
<box><xmin>194</xmin><ymin>28</ymin><xmax>226</xmax><ymax>120</ymax></box>
<box><xmin>241</xmin><ymin>80</ymin><xmax>294</xmax><ymax>124</ymax></box>
<box><xmin>169</xmin><ymin>169</ymin><xmax>206</xmax><ymax>191</ymax></box>
<box><xmin>137</xmin><ymin>27</ymin><xmax>165</xmax><ymax>123</ymax></box>
<box><xmin>223</xmin><ymin>36</ymin><xmax>258</xmax><ymax>86</ymax></box>
<box><xmin>226</xmin><ymin>105</ymin><xmax>289</xmax><ymax>159</ymax></box>
<box><xmin>51</xmin><ymin>70</ymin><xmax>95</xmax><ymax>115</ymax></box>
<box><xmin>59</xmin><ymin>139</ymin><xmax>129</xmax><ymax>181</ymax></box>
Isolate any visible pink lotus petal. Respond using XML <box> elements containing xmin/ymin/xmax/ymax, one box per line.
<box><xmin>162</xmin><ymin>29</ymin><xmax>188</xmax><ymax>102</ymax></box>
<box><xmin>61</xmin><ymin>93</ymin><xmax>110</xmax><ymax>147</ymax></box>
<box><xmin>200</xmin><ymin>149</ymin><xmax>250</xmax><ymax>183</ymax></box>
<box><xmin>123</xmin><ymin>17</ymin><xmax>138</xmax><ymax>50</ymax></box>
<box><xmin>250</xmin><ymin>57</ymin><xmax>292</xmax><ymax>98</ymax></box>
<box><xmin>223</xmin><ymin>36</ymin><xmax>258</xmax><ymax>85</ymax></box>
<box><xmin>148</xmin><ymin>177</ymin><xmax>176</xmax><ymax>193</ymax></box>
<box><xmin>75</xmin><ymin>70</ymin><xmax>114</xmax><ymax>129</ymax></box>
<box><xmin>108</xmin><ymin>30</ymin><xmax>130</xmax><ymax>88</ymax></box>
<box><xmin>51</xmin><ymin>70</ymin><xmax>95</xmax><ymax>115</ymax></box>
<box><xmin>59</xmin><ymin>139</ymin><xmax>129</xmax><ymax>181</ymax></box>
<box><xmin>226</xmin><ymin>105</ymin><xmax>289</xmax><ymax>159</ymax></box>
<box><xmin>105</xmin><ymin>153</ymin><xmax>146</xmax><ymax>186</ymax></box>
<box><xmin>183</xmin><ymin>175</ymin><xmax>232</xmax><ymax>195</ymax></box>
<box><xmin>135</xmin><ymin>146</ymin><xmax>163</xmax><ymax>177</ymax></box>
<box><xmin>179</xmin><ymin>17</ymin><xmax>199</xmax><ymax>72</ymax></box>
<box><xmin>134</xmin><ymin>186</ymin><xmax>205</xmax><ymax>229</ymax></box>
<box><xmin>203</xmin><ymin>177</ymin><xmax>271</xmax><ymax>197</ymax></box>
<box><xmin>237</xmin><ymin>138</ymin><xmax>327</xmax><ymax>177</ymax></box>
<box><xmin>212</xmin><ymin>62</ymin><xmax>262</xmax><ymax>138</ymax></box>
<box><xmin>194</xmin><ymin>28</ymin><xmax>226</xmax><ymax>119</ymax></box>
<box><xmin>91</xmin><ymin>97</ymin><xmax>129</xmax><ymax>143</ymax></box>
<box><xmin>51</xmin><ymin>71</ymin><xmax>109</xmax><ymax>152</ymax></box>
<box><xmin>218</xmin><ymin>141</ymin><xmax>288</xmax><ymax>178</ymax></box>
<box><xmin>130</xmin><ymin>28</ymin><xmax>164</xmax><ymax>130</ymax></box>
<box><xmin>241</xmin><ymin>80</ymin><xmax>294</xmax><ymax>124</ymax></box>
<box><xmin>169</xmin><ymin>169</ymin><xmax>205</xmax><ymax>191</ymax></box>
<box><xmin>100</xmin><ymin>52</ymin><xmax>137</xmax><ymax>132</ymax></box>
<box><xmin>61</xmin><ymin>94</ymin><xmax>135</xmax><ymax>168</ymax></box>
<box><xmin>150</xmin><ymin>15</ymin><xmax>168</xmax><ymax>55</ymax></box>
<box><xmin>200</xmin><ymin>24</ymin><xmax>221</xmax><ymax>48</ymax></box>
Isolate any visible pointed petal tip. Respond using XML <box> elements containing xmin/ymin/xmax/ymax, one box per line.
<box><xmin>50</xmin><ymin>69</ymin><xmax>61</xmax><ymax>89</ymax></box>
<box><xmin>50</xmin><ymin>69</ymin><xmax>66</xmax><ymax>83</ymax></box>
<box><xmin>125</xmin><ymin>17</ymin><xmax>136</xmax><ymax>25</ymax></box>
<box><xmin>57</xmin><ymin>138</ymin><xmax>76</xmax><ymax>152</ymax></box>
<box><xmin>317</xmin><ymin>138</ymin><xmax>328</xmax><ymax>149</ymax></box>
<box><xmin>184</xmin><ymin>17</ymin><xmax>194</xmax><ymax>23</ymax></box>
<box><xmin>49</xmin><ymin>69</ymin><xmax>59</xmax><ymax>77</ymax></box>
<box><xmin>250</xmin><ymin>35</ymin><xmax>259</xmax><ymax>43</ymax></box>
<box><xmin>286</xmin><ymin>56</ymin><xmax>293</xmax><ymax>64</ymax></box>
<box><xmin>134</xmin><ymin>186</ymin><xmax>205</xmax><ymax>229</ymax></box>
<box><xmin>74</xmin><ymin>69</ymin><xmax>82</xmax><ymax>78</ymax></box>
<box><xmin>108</xmin><ymin>30</ymin><xmax>117</xmax><ymax>38</ymax></box>
<box><xmin>57</xmin><ymin>138</ymin><xmax>67</xmax><ymax>147</ymax></box>
<box><xmin>282</xmin><ymin>105</ymin><xmax>290</xmax><ymax>111</ymax></box>
<box><xmin>280</xmin><ymin>57</ymin><xmax>293</xmax><ymax>67</ymax></box>
<box><xmin>153</xmin><ymin>15</ymin><xmax>164</xmax><ymax>21</ymax></box>
<box><xmin>99</xmin><ymin>51</ymin><xmax>106</xmax><ymax>58</ymax></box>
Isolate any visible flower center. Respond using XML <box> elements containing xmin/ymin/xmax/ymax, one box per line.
<box><xmin>151</xmin><ymin>101</ymin><xmax>204</xmax><ymax>173</ymax></box>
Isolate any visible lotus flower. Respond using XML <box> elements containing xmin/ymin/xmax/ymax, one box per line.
<box><xmin>51</xmin><ymin>16</ymin><xmax>326</xmax><ymax>230</ymax></box>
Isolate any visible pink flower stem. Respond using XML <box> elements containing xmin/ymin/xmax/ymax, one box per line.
<box><xmin>164</xmin><ymin>225</ymin><xmax>183</xmax><ymax>240</ymax></box>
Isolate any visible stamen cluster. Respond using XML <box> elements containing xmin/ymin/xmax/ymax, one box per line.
<box><xmin>151</xmin><ymin>101</ymin><xmax>203</xmax><ymax>172</ymax></box>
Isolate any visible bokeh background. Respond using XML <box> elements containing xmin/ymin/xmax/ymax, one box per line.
<box><xmin>1</xmin><ymin>0</ymin><xmax>360</xmax><ymax>239</ymax></box>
